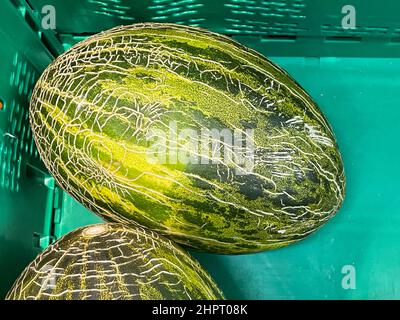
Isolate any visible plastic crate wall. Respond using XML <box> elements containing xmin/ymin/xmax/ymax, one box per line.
<box><xmin>1</xmin><ymin>0</ymin><xmax>400</xmax><ymax>299</ymax></box>
<box><xmin>32</xmin><ymin>0</ymin><xmax>400</xmax><ymax>56</ymax></box>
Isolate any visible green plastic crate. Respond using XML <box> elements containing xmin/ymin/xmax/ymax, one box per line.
<box><xmin>1</xmin><ymin>0</ymin><xmax>399</xmax><ymax>299</ymax></box>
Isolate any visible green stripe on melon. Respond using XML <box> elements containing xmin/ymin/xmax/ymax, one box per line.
<box><xmin>30</xmin><ymin>23</ymin><xmax>345</xmax><ymax>254</ymax></box>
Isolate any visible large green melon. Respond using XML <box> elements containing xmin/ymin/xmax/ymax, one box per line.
<box><xmin>6</xmin><ymin>223</ymin><xmax>224</xmax><ymax>300</ymax></box>
<box><xmin>30</xmin><ymin>23</ymin><xmax>345</xmax><ymax>254</ymax></box>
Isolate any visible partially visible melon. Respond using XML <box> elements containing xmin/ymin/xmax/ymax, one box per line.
<box><xmin>6</xmin><ymin>223</ymin><xmax>224</xmax><ymax>300</ymax></box>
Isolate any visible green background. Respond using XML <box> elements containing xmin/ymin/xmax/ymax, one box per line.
<box><xmin>1</xmin><ymin>0</ymin><xmax>399</xmax><ymax>299</ymax></box>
